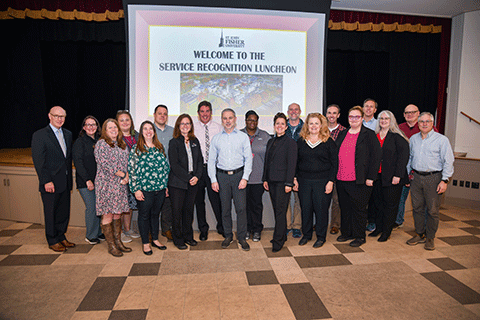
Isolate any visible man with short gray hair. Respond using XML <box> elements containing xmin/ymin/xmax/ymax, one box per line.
<box><xmin>406</xmin><ymin>112</ymin><xmax>454</xmax><ymax>250</ymax></box>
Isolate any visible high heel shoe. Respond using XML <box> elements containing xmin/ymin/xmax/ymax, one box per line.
<box><xmin>152</xmin><ymin>242</ymin><xmax>167</xmax><ymax>250</ymax></box>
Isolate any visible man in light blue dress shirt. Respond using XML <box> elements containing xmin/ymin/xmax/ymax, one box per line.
<box><xmin>362</xmin><ymin>98</ymin><xmax>378</xmax><ymax>131</ymax></box>
<box><xmin>208</xmin><ymin>108</ymin><xmax>253</xmax><ymax>251</ymax></box>
<box><xmin>406</xmin><ymin>112</ymin><xmax>454</xmax><ymax>250</ymax></box>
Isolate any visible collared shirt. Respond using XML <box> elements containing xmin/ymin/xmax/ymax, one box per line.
<box><xmin>240</xmin><ymin>127</ymin><xmax>271</xmax><ymax>184</ymax></box>
<box><xmin>363</xmin><ymin>118</ymin><xmax>378</xmax><ymax>131</ymax></box>
<box><xmin>285</xmin><ymin>118</ymin><xmax>304</xmax><ymax>142</ymax></box>
<box><xmin>208</xmin><ymin>128</ymin><xmax>253</xmax><ymax>183</ymax></box>
<box><xmin>194</xmin><ymin>119</ymin><xmax>223</xmax><ymax>164</ymax></box>
<box><xmin>407</xmin><ymin>130</ymin><xmax>454</xmax><ymax>180</ymax></box>
<box><xmin>154</xmin><ymin>124</ymin><xmax>174</xmax><ymax>158</ymax></box>
<box><xmin>329</xmin><ymin>123</ymin><xmax>347</xmax><ymax>141</ymax></box>
<box><xmin>50</xmin><ymin>123</ymin><xmax>67</xmax><ymax>156</ymax></box>
<box><xmin>399</xmin><ymin>122</ymin><xmax>438</xmax><ymax>139</ymax></box>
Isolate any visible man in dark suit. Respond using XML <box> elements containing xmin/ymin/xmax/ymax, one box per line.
<box><xmin>32</xmin><ymin>106</ymin><xmax>75</xmax><ymax>252</ymax></box>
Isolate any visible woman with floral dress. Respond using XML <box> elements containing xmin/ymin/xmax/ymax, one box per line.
<box><xmin>95</xmin><ymin>119</ymin><xmax>131</xmax><ymax>257</ymax></box>
<box><xmin>129</xmin><ymin>120</ymin><xmax>170</xmax><ymax>255</ymax></box>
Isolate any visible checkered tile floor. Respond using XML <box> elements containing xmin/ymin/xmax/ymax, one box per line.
<box><xmin>0</xmin><ymin>204</ymin><xmax>479</xmax><ymax>320</ymax></box>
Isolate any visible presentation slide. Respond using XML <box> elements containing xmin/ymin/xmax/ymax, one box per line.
<box><xmin>127</xmin><ymin>5</ymin><xmax>326</xmax><ymax>132</ymax></box>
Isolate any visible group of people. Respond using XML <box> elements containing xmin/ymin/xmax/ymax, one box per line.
<box><xmin>31</xmin><ymin>98</ymin><xmax>454</xmax><ymax>256</ymax></box>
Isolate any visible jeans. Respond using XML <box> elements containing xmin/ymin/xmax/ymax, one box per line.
<box><xmin>78</xmin><ymin>188</ymin><xmax>101</xmax><ymax>240</ymax></box>
<box><xmin>396</xmin><ymin>185</ymin><xmax>410</xmax><ymax>224</ymax></box>
<box><xmin>137</xmin><ymin>190</ymin><xmax>166</xmax><ymax>244</ymax></box>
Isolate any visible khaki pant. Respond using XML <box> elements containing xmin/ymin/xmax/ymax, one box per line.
<box><xmin>286</xmin><ymin>191</ymin><xmax>302</xmax><ymax>230</ymax></box>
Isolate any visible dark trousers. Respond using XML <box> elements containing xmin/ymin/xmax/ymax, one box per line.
<box><xmin>298</xmin><ymin>178</ymin><xmax>332</xmax><ymax>241</ymax></box>
<box><xmin>217</xmin><ymin>170</ymin><xmax>247</xmax><ymax>240</ymax></box>
<box><xmin>41</xmin><ymin>190</ymin><xmax>71</xmax><ymax>245</ymax></box>
<box><xmin>410</xmin><ymin>171</ymin><xmax>442</xmax><ymax>239</ymax></box>
<box><xmin>336</xmin><ymin>181</ymin><xmax>372</xmax><ymax>240</ymax></box>
<box><xmin>195</xmin><ymin>165</ymin><xmax>223</xmax><ymax>234</ymax></box>
<box><xmin>371</xmin><ymin>174</ymin><xmax>403</xmax><ymax>237</ymax></box>
<box><xmin>367</xmin><ymin>190</ymin><xmax>376</xmax><ymax>224</ymax></box>
<box><xmin>170</xmin><ymin>185</ymin><xmax>198</xmax><ymax>246</ymax></box>
<box><xmin>160</xmin><ymin>197</ymin><xmax>173</xmax><ymax>233</ymax></box>
<box><xmin>137</xmin><ymin>190</ymin><xmax>166</xmax><ymax>244</ymax></box>
<box><xmin>268</xmin><ymin>182</ymin><xmax>291</xmax><ymax>250</ymax></box>
<box><xmin>246</xmin><ymin>184</ymin><xmax>265</xmax><ymax>233</ymax></box>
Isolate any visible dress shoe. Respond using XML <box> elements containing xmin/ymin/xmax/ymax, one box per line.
<box><xmin>49</xmin><ymin>243</ymin><xmax>66</xmax><ymax>252</ymax></box>
<box><xmin>378</xmin><ymin>233</ymin><xmax>390</xmax><ymax>242</ymax></box>
<box><xmin>252</xmin><ymin>232</ymin><xmax>261</xmax><ymax>242</ymax></box>
<box><xmin>185</xmin><ymin>239</ymin><xmax>198</xmax><ymax>246</ymax></box>
<box><xmin>221</xmin><ymin>237</ymin><xmax>233</xmax><ymax>249</ymax></box>
<box><xmin>368</xmin><ymin>229</ymin><xmax>382</xmax><ymax>237</ymax></box>
<box><xmin>162</xmin><ymin>230</ymin><xmax>173</xmax><ymax>240</ymax></box>
<box><xmin>217</xmin><ymin>230</ymin><xmax>225</xmax><ymax>237</ymax></box>
<box><xmin>349</xmin><ymin>238</ymin><xmax>366</xmax><ymax>247</ymax></box>
<box><xmin>176</xmin><ymin>244</ymin><xmax>188</xmax><ymax>250</ymax></box>
<box><xmin>298</xmin><ymin>237</ymin><xmax>309</xmax><ymax>246</ymax></box>
<box><xmin>238</xmin><ymin>239</ymin><xmax>250</xmax><ymax>251</ymax></box>
<box><xmin>330</xmin><ymin>227</ymin><xmax>339</xmax><ymax>234</ymax></box>
<box><xmin>272</xmin><ymin>246</ymin><xmax>282</xmax><ymax>253</ymax></box>
<box><xmin>152</xmin><ymin>242</ymin><xmax>167</xmax><ymax>250</ymax></box>
<box><xmin>61</xmin><ymin>239</ymin><xmax>76</xmax><ymax>248</ymax></box>
<box><xmin>337</xmin><ymin>234</ymin><xmax>354</xmax><ymax>242</ymax></box>
<box><xmin>199</xmin><ymin>232</ymin><xmax>208</xmax><ymax>241</ymax></box>
<box><xmin>85</xmin><ymin>237</ymin><xmax>100</xmax><ymax>245</ymax></box>
<box><xmin>313</xmin><ymin>239</ymin><xmax>325</xmax><ymax>248</ymax></box>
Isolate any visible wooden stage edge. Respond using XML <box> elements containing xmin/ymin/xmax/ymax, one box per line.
<box><xmin>0</xmin><ymin>148</ymin><xmax>34</xmax><ymax>167</ymax></box>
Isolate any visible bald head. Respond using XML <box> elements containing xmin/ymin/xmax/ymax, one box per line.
<box><xmin>404</xmin><ymin>104</ymin><xmax>419</xmax><ymax>125</ymax></box>
<box><xmin>48</xmin><ymin>106</ymin><xmax>66</xmax><ymax>129</ymax></box>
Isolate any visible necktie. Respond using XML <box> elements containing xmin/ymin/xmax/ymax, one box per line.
<box><xmin>205</xmin><ymin>124</ymin><xmax>210</xmax><ymax>163</ymax></box>
<box><xmin>57</xmin><ymin>129</ymin><xmax>67</xmax><ymax>157</ymax></box>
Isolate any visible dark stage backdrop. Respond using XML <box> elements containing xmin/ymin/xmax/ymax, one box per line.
<box><xmin>1</xmin><ymin>19</ymin><xmax>440</xmax><ymax>148</ymax></box>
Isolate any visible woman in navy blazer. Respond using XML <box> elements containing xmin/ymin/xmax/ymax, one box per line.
<box><xmin>335</xmin><ymin>106</ymin><xmax>382</xmax><ymax>247</ymax></box>
<box><xmin>369</xmin><ymin>110</ymin><xmax>409</xmax><ymax>242</ymax></box>
<box><xmin>168</xmin><ymin>114</ymin><xmax>204</xmax><ymax>249</ymax></box>
<box><xmin>263</xmin><ymin>112</ymin><xmax>297</xmax><ymax>252</ymax></box>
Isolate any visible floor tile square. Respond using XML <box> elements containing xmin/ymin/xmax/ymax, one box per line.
<box><xmin>0</xmin><ymin>244</ymin><xmax>21</xmax><ymax>254</ymax></box>
<box><xmin>77</xmin><ymin>277</ymin><xmax>127</xmax><ymax>311</ymax></box>
<box><xmin>246</xmin><ymin>270</ymin><xmax>279</xmax><ymax>285</ymax></box>
<box><xmin>427</xmin><ymin>257</ymin><xmax>467</xmax><ymax>271</ymax></box>
<box><xmin>438</xmin><ymin>212</ymin><xmax>457</xmax><ymax>221</ymax></box>
<box><xmin>70</xmin><ymin>310</ymin><xmax>111</xmax><ymax>320</ymax></box>
<box><xmin>463</xmin><ymin>220</ymin><xmax>480</xmax><ymax>227</ymax></box>
<box><xmin>128</xmin><ymin>263</ymin><xmax>161</xmax><ymax>276</ymax></box>
<box><xmin>108</xmin><ymin>309</ymin><xmax>147</xmax><ymax>320</ymax></box>
<box><xmin>282</xmin><ymin>282</ymin><xmax>331</xmax><ymax>319</ymax></box>
<box><xmin>421</xmin><ymin>271</ymin><xmax>480</xmax><ymax>305</ymax></box>
<box><xmin>0</xmin><ymin>229</ymin><xmax>23</xmax><ymax>237</ymax></box>
<box><xmin>460</xmin><ymin>227</ymin><xmax>480</xmax><ymax>235</ymax></box>
<box><xmin>264</xmin><ymin>247</ymin><xmax>293</xmax><ymax>257</ymax></box>
<box><xmin>189</xmin><ymin>240</ymin><xmax>226</xmax><ymax>250</ymax></box>
<box><xmin>26</xmin><ymin>223</ymin><xmax>45</xmax><ymax>229</ymax></box>
<box><xmin>295</xmin><ymin>254</ymin><xmax>352</xmax><ymax>268</ymax></box>
<box><xmin>64</xmin><ymin>244</ymin><xmax>95</xmax><ymax>254</ymax></box>
<box><xmin>0</xmin><ymin>253</ymin><xmax>60</xmax><ymax>266</ymax></box>
<box><xmin>333</xmin><ymin>243</ymin><xmax>364</xmax><ymax>253</ymax></box>
<box><xmin>438</xmin><ymin>235</ymin><xmax>480</xmax><ymax>246</ymax></box>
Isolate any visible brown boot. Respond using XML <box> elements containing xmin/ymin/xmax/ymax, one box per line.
<box><xmin>101</xmin><ymin>223</ymin><xmax>123</xmax><ymax>257</ymax></box>
<box><xmin>113</xmin><ymin>219</ymin><xmax>132</xmax><ymax>252</ymax></box>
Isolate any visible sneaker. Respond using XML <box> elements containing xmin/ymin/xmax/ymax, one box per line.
<box><xmin>424</xmin><ymin>238</ymin><xmax>435</xmax><ymax>250</ymax></box>
<box><xmin>85</xmin><ymin>237</ymin><xmax>100</xmax><ymax>245</ymax></box>
<box><xmin>406</xmin><ymin>234</ymin><xmax>426</xmax><ymax>246</ymax></box>
<box><xmin>124</xmin><ymin>229</ymin><xmax>141</xmax><ymax>239</ymax></box>
<box><xmin>245</xmin><ymin>231</ymin><xmax>251</xmax><ymax>240</ymax></box>
<box><xmin>98</xmin><ymin>234</ymin><xmax>106</xmax><ymax>241</ymax></box>
<box><xmin>121</xmin><ymin>232</ymin><xmax>133</xmax><ymax>243</ymax></box>
<box><xmin>366</xmin><ymin>223</ymin><xmax>376</xmax><ymax>232</ymax></box>
<box><xmin>238</xmin><ymin>239</ymin><xmax>250</xmax><ymax>251</ymax></box>
<box><xmin>221</xmin><ymin>237</ymin><xmax>233</xmax><ymax>249</ymax></box>
<box><xmin>292</xmin><ymin>229</ymin><xmax>302</xmax><ymax>238</ymax></box>
<box><xmin>287</xmin><ymin>229</ymin><xmax>293</xmax><ymax>235</ymax></box>
<box><xmin>252</xmin><ymin>232</ymin><xmax>261</xmax><ymax>242</ymax></box>
<box><xmin>393</xmin><ymin>223</ymin><xmax>403</xmax><ymax>230</ymax></box>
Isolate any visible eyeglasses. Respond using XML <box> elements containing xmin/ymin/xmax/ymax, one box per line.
<box><xmin>180</xmin><ymin>123</ymin><xmax>191</xmax><ymax>126</ymax></box>
<box><xmin>50</xmin><ymin>114</ymin><xmax>66</xmax><ymax>119</ymax></box>
<box><xmin>379</xmin><ymin>117</ymin><xmax>390</xmax><ymax>121</ymax></box>
<box><xmin>404</xmin><ymin>111</ymin><xmax>418</xmax><ymax>115</ymax></box>
<box><xmin>418</xmin><ymin>120</ymin><xmax>433</xmax><ymax>124</ymax></box>
<box><xmin>84</xmin><ymin>124</ymin><xmax>97</xmax><ymax>127</ymax></box>
<box><xmin>348</xmin><ymin>115</ymin><xmax>362</xmax><ymax>120</ymax></box>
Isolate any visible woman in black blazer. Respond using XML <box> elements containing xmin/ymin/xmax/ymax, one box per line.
<box><xmin>336</xmin><ymin>106</ymin><xmax>382</xmax><ymax>247</ymax></box>
<box><xmin>369</xmin><ymin>110</ymin><xmax>409</xmax><ymax>242</ymax></box>
<box><xmin>294</xmin><ymin>113</ymin><xmax>338</xmax><ymax>248</ymax></box>
<box><xmin>168</xmin><ymin>114</ymin><xmax>203</xmax><ymax>250</ymax></box>
<box><xmin>263</xmin><ymin>113</ymin><xmax>297</xmax><ymax>252</ymax></box>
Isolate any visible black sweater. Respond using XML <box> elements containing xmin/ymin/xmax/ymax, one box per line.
<box><xmin>72</xmin><ymin>134</ymin><xmax>98</xmax><ymax>189</ymax></box>
<box><xmin>296</xmin><ymin>137</ymin><xmax>338</xmax><ymax>181</ymax></box>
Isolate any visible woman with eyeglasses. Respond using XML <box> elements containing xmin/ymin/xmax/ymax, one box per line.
<box><xmin>168</xmin><ymin>114</ymin><xmax>203</xmax><ymax>250</ymax></box>
<box><xmin>335</xmin><ymin>106</ymin><xmax>381</xmax><ymax>247</ymax></box>
<box><xmin>116</xmin><ymin>110</ymin><xmax>141</xmax><ymax>243</ymax></box>
<box><xmin>73</xmin><ymin>116</ymin><xmax>103</xmax><ymax>245</ymax></box>
<box><xmin>129</xmin><ymin>120</ymin><xmax>170</xmax><ymax>255</ymax></box>
<box><xmin>369</xmin><ymin>111</ymin><xmax>409</xmax><ymax>242</ymax></box>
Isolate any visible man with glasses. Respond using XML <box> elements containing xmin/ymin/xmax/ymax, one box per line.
<box><xmin>406</xmin><ymin>112</ymin><xmax>454</xmax><ymax>250</ymax></box>
<box><xmin>32</xmin><ymin>106</ymin><xmax>75</xmax><ymax>252</ymax></box>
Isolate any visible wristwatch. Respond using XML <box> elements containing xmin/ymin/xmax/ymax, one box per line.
<box><xmin>442</xmin><ymin>178</ymin><xmax>449</xmax><ymax>183</ymax></box>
